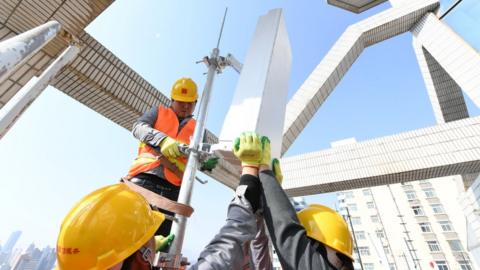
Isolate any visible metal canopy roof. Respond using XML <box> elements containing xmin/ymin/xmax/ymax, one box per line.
<box><xmin>0</xmin><ymin>0</ymin><xmax>113</xmax><ymax>106</ymax></box>
<box><xmin>327</xmin><ymin>0</ymin><xmax>388</xmax><ymax>13</ymax></box>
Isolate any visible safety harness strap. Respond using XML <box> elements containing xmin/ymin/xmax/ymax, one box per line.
<box><xmin>121</xmin><ymin>178</ymin><xmax>194</xmax><ymax>217</ymax></box>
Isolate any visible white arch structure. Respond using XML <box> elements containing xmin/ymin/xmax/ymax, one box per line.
<box><xmin>278</xmin><ymin>0</ymin><xmax>480</xmax><ymax>195</ymax></box>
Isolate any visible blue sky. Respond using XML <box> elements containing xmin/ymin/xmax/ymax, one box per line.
<box><xmin>0</xmin><ymin>0</ymin><xmax>479</xmax><ymax>261</ymax></box>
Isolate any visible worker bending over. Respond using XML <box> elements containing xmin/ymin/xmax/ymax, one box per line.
<box><xmin>126</xmin><ymin>77</ymin><xmax>217</xmax><ymax>236</ymax></box>
<box><xmin>56</xmin><ymin>133</ymin><xmax>266</xmax><ymax>270</ymax></box>
<box><xmin>236</xmin><ymin>132</ymin><xmax>355</xmax><ymax>270</ymax></box>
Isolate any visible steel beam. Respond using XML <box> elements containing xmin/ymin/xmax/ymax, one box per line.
<box><xmin>0</xmin><ymin>21</ymin><xmax>61</xmax><ymax>85</ymax></box>
<box><xmin>0</xmin><ymin>45</ymin><xmax>80</xmax><ymax>139</ymax></box>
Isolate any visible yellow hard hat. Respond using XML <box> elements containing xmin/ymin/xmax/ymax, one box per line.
<box><xmin>171</xmin><ymin>77</ymin><xmax>198</xmax><ymax>102</ymax></box>
<box><xmin>56</xmin><ymin>183</ymin><xmax>165</xmax><ymax>270</ymax></box>
<box><xmin>298</xmin><ymin>204</ymin><xmax>353</xmax><ymax>260</ymax></box>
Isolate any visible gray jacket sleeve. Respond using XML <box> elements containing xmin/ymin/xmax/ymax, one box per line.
<box><xmin>190</xmin><ymin>186</ymin><xmax>257</xmax><ymax>270</ymax></box>
<box><xmin>259</xmin><ymin>170</ymin><xmax>332</xmax><ymax>270</ymax></box>
<box><xmin>248</xmin><ymin>216</ymin><xmax>273</xmax><ymax>270</ymax></box>
<box><xmin>132</xmin><ymin>106</ymin><xmax>168</xmax><ymax>147</ymax></box>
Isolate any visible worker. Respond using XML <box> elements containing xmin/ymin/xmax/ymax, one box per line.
<box><xmin>233</xmin><ymin>132</ymin><xmax>354</xmax><ymax>270</ymax></box>
<box><xmin>56</xmin><ymin>133</ymin><xmax>267</xmax><ymax>270</ymax></box>
<box><xmin>125</xmin><ymin>77</ymin><xmax>217</xmax><ymax>236</ymax></box>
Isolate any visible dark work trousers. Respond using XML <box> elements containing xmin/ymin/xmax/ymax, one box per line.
<box><xmin>130</xmin><ymin>173</ymin><xmax>180</xmax><ymax>236</ymax></box>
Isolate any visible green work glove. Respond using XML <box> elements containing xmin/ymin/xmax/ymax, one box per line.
<box><xmin>233</xmin><ymin>132</ymin><xmax>262</xmax><ymax>167</ymax></box>
<box><xmin>155</xmin><ymin>234</ymin><xmax>175</xmax><ymax>252</ymax></box>
<box><xmin>160</xmin><ymin>137</ymin><xmax>181</xmax><ymax>159</ymax></box>
<box><xmin>272</xmin><ymin>158</ymin><xmax>283</xmax><ymax>185</ymax></box>
<box><xmin>259</xmin><ymin>136</ymin><xmax>271</xmax><ymax>167</ymax></box>
<box><xmin>200</xmin><ymin>157</ymin><xmax>219</xmax><ymax>172</ymax></box>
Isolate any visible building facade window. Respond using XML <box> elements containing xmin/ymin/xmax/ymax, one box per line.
<box><xmin>447</xmin><ymin>240</ymin><xmax>464</xmax><ymax>252</ymax></box>
<box><xmin>383</xmin><ymin>246</ymin><xmax>390</xmax><ymax>255</ymax></box>
<box><xmin>347</xmin><ymin>203</ymin><xmax>357</xmax><ymax>211</ymax></box>
<box><xmin>423</xmin><ymin>188</ymin><xmax>436</xmax><ymax>198</ymax></box>
<box><xmin>419</xmin><ymin>222</ymin><xmax>432</xmax><ymax>233</ymax></box>
<box><xmin>412</xmin><ymin>206</ymin><xmax>424</xmax><ymax>216</ymax></box>
<box><xmin>355</xmin><ymin>231</ymin><xmax>366</xmax><ymax>240</ymax></box>
<box><xmin>358</xmin><ymin>246</ymin><xmax>370</xmax><ymax>256</ymax></box>
<box><xmin>364</xmin><ymin>263</ymin><xmax>374</xmax><ymax>270</ymax></box>
<box><xmin>345</xmin><ymin>191</ymin><xmax>354</xmax><ymax>199</ymax></box>
<box><xmin>459</xmin><ymin>261</ymin><xmax>472</xmax><ymax>270</ymax></box>
<box><xmin>402</xmin><ymin>184</ymin><xmax>413</xmax><ymax>190</ymax></box>
<box><xmin>367</xmin><ymin>201</ymin><xmax>375</xmax><ymax>209</ymax></box>
<box><xmin>439</xmin><ymin>221</ymin><xmax>453</xmax><ymax>232</ymax></box>
<box><xmin>431</xmin><ymin>204</ymin><xmax>445</xmax><ymax>214</ymax></box>
<box><xmin>436</xmin><ymin>261</ymin><xmax>449</xmax><ymax>270</ymax></box>
<box><xmin>427</xmin><ymin>241</ymin><xmax>441</xmax><ymax>252</ymax></box>
<box><xmin>405</xmin><ymin>190</ymin><xmax>417</xmax><ymax>200</ymax></box>
<box><xmin>389</xmin><ymin>263</ymin><xmax>396</xmax><ymax>270</ymax></box>
<box><xmin>371</xmin><ymin>215</ymin><xmax>379</xmax><ymax>223</ymax></box>
<box><xmin>376</xmin><ymin>230</ymin><xmax>385</xmax><ymax>239</ymax></box>
<box><xmin>351</xmin><ymin>217</ymin><xmax>361</xmax><ymax>225</ymax></box>
<box><xmin>363</xmin><ymin>189</ymin><xmax>371</xmax><ymax>196</ymax></box>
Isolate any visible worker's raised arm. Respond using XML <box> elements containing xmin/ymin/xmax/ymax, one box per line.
<box><xmin>132</xmin><ymin>105</ymin><xmax>168</xmax><ymax>148</ymax></box>
<box><xmin>190</xmin><ymin>182</ymin><xmax>258</xmax><ymax>270</ymax></box>
<box><xmin>190</xmin><ymin>132</ymin><xmax>265</xmax><ymax>270</ymax></box>
<box><xmin>258</xmin><ymin>139</ymin><xmax>332</xmax><ymax>270</ymax></box>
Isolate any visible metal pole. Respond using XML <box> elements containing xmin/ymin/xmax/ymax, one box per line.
<box><xmin>169</xmin><ymin>47</ymin><xmax>220</xmax><ymax>254</ymax></box>
<box><xmin>402</xmin><ymin>253</ymin><xmax>412</xmax><ymax>270</ymax></box>
<box><xmin>345</xmin><ymin>207</ymin><xmax>365</xmax><ymax>270</ymax></box>
<box><xmin>439</xmin><ymin>0</ymin><xmax>463</xmax><ymax>19</ymax></box>
<box><xmin>0</xmin><ymin>45</ymin><xmax>80</xmax><ymax>139</ymax></box>
<box><xmin>0</xmin><ymin>21</ymin><xmax>61</xmax><ymax>85</ymax></box>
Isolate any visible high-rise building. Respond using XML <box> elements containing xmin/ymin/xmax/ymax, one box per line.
<box><xmin>338</xmin><ymin>176</ymin><xmax>478</xmax><ymax>270</ymax></box>
<box><xmin>11</xmin><ymin>244</ymin><xmax>42</xmax><ymax>270</ymax></box>
<box><xmin>1</xmin><ymin>231</ymin><xmax>21</xmax><ymax>254</ymax></box>
<box><xmin>33</xmin><ymin>246</ymin><xmax>55</xmax><ymax>270</ymax></box>
<box><xmin>0</xmin><ymin>231</ymin><xmax>22</xmax><ymax>267</ymax></box>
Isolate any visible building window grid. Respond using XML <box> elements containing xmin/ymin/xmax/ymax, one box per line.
<box><xmin>363</xmin><ymin>189</ymin><xmax>371</xmax><ymax>196</ymax></box>
<box><xmin>351</xmin><ymin>217</ymin><xmax>361</xmax><ymax>225</ymax></box>
<box><xmin>419</xmin><ymin>222</ymin><xmax>432</xmax><ymax>233</ymax></box>
<box><xmin>427</xmin><ymin>241</ymin><xmax>441</xmax><ymax>252</ymax></box>
<box><xmin>436</xmin><ymin>260</ymin><xmax>449</xmax><ymax>270</ymax></box>
<box><xmin>345</xmin><ymin>191</ymin><xmax>354</xmax><ymax>199</ymax></box>
<box><xmin>412</xmin><ymin>206</ymin><xmax>425</xmax><ymax>216</ymax></box>
<box><xmin>459</xmin><ymin>261</ymin><xmax>472</xmax><ymax>270</ymax></box>
<box><xmin>355</xmin><ymin>231</ymin><xmax>366</xmax><ymax>240</ymax></box>
<box><xmin>364</xmin><ymin>263</ymin><xmax>374</xmax><ymax>270</ymax></box>
<box><xmin>371</xmin><ymin>215</ymin><xmax>379</xmax><ymax>223</ymax></box>
<box><xmin>376</xmin><ymin>230</ymin><xmax>385</xmax><ymax>239</ymax></box>
<box><xmin>431</xmin><ymin>204</ymin><xmax>445</xmax><ymax>214</ymax></box>
<box><xmin>439</xmin><ymin>221</ymin><xmax>453</xmax><ymax>232</ymax></box>
<box><xmin>423</xmin><ymin>188</ymin><xmax>436</xmax><ymax>198</ymax></box>
<box><xmin>347</xmin><ymin>203</ymin><xmax>358</xmax><ymax>211</ymax></box>
<box><xmin>358</xmin><ymin>246</ymin><xmax>370</xmax><ymax>256</ymax></box>
<box><xmin>447</xmin><ymin>239</ymin><xmax>464</xmax><ymax>252</ymax></box>
<box><xmin>367</xmin><ymin>201</ymin><xmax>375</xmax><ymax>209</ymax></box>
<box><xmin>405</xmin><ymin>190</ymin><xmax>417</xmax><ymax>200</ymax></box>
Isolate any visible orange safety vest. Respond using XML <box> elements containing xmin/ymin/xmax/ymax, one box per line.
<box><xmin>127</xmin><ymin>106</ymin><xmax>196</xmax><ymax>186</ymax></box>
